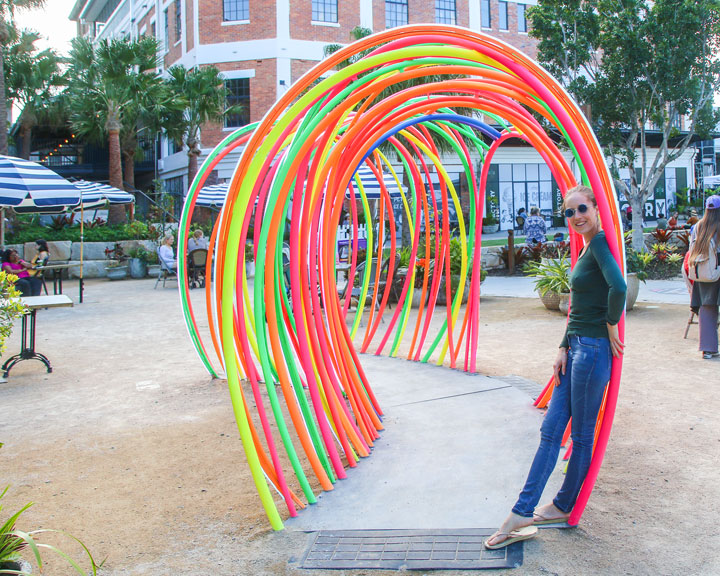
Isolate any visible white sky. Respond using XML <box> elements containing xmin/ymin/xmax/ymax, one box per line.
<box><xmin>13</xmin><ymin>0</ymin><xmax>77</xmax><ymax>57</ymax></box>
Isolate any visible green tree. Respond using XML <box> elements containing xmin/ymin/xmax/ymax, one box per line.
<box><xmin>529</xmin><ymin>0</ymin><xmax>720</xmax><ymax>251</ymax></box>
<box><xmin>67</xmin><ymin>36</ymin><xmax>165</xmax><ymax>223</ymax></box>
<box><xmin>5</xmin><ymin>26</ymin><xmax>65</xmax><ymax>159</ymax></box>
<box><xmin>165</xmin><ymin>64</ymin><xmax>232</xmax><ymax>187</ymax></box>
<box><xmin>0</xmin><ymin>0</ymin><xmax>46</xmax><ymax>154</ymax></box>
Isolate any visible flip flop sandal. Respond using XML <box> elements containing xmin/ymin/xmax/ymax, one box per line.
<box><xmin>484</xmin><ymin>525</ymin><xmax>538</xmax><ymax>550</ymax></box>
<box><xmin>533</xmin><ymin>513</ymin><xmax>570</xmax><ymax>526</ymax></box>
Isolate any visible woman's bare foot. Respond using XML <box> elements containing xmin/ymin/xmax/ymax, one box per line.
<box><xmin>533</xmin><ymin>502</ymin><xmax>570</xmax><ymax>524</ymax></box>
<box><xmin>485</xmin><ymin>512</ymin><xmax>535</xmax><ymax>548</ymax></box>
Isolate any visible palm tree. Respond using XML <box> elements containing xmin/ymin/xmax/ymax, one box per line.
<box><xmin>0</xmin><ymin>0</ymin><xmax>46</xmax><ymax>154</ymax></box>
<box><xmin>164</xmin><ymin>64</ymin><xmax>234</xmax><ymax>186</ymax></box>
<box><xmin>67</xmin><ymin>36</ymin><xmax>164</xmax><ymax>223</ymax></box>
<box><xmin>5</xmin><ymin>26</ymin><xmax>65</xmax><ymax>159</ymax></box>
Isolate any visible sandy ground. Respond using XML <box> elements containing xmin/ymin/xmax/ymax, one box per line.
<box><xmin>1</xmin><ymin>277</ymin><xmax>719</xmax><ymax>576</ymax></box>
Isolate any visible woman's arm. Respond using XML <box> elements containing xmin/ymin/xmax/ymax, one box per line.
<box><xmin>591</xmin><ymin>236</ymin><xmax>627</xmax><ymax>357</ymax></box>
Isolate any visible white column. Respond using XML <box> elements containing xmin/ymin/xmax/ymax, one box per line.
<box><xmin>468</xmin><ymin>0</ymin><xmax>481</xmax><ymax>30</ymax></box>
<box><xmin>277</xmin><ymin>0</ymin><xmax>292</xmax><ymax>99</ymax></box>
<box><xmin>360</xmin><ymin>0</ymin><xmax>373</xmax><ymax>30</ymax></box>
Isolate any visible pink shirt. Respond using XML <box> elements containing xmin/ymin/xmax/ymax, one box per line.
<box><xmin>4</xmin><ymin>261</ymin><xmax>29</xmax><ymax>279</ymax></box>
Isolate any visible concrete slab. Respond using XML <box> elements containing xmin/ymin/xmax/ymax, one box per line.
<box><xmin>286</xmin><ymin>355</ymin><xmax>565</xmax><ymax>532</ymax></box>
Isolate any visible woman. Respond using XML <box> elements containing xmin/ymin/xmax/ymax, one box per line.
<box><xmin>486</xmin><ymin>185</ymin><xmax>626</xmax><ymax>549</ymax></box>
<box><xmin>689</xmin><ymin>195</ymin><xmax>720</xmax><ymax>359</ymax></box>
<box><xmin>159</xmin><ymin>234</ymin><xmax>177</xmax><ymax>271</ymax></box>
<box><xmin>668</xmin><ymin>211</ymin><xmax>680</xmax><ymax>229</ymax></box>
<box><xmin>2</xmin><ymin>249</ymin><xmax>42</xmax><ymax>296</ymax></box>
<box><xmin>187</xmin><ymin>229</ymin><xmax>209</xmax><ymax>253</ymax></box>
<box><xmin>523</xmin><ymin>206</ymin><xmax>547</xmax><ymax>245</ymax></box>
<box><xmin>28</xmin><ymin>239</ymin><xmax>50</xmax><ymax>276</ymax></box>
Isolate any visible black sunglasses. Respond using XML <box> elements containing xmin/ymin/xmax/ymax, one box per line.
<box><xmin>564</xmin><ymin>204</ymin><xmax>589</xmax><ymax>218</ymax></box>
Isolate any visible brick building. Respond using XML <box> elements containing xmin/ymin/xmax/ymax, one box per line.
<box><xmin>69</xmin><ymin>0</ymin><xmax>694</xmax><ymax>226</ymax></box>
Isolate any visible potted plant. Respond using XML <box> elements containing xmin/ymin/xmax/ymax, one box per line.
<box><xmin>144</xmin><ymin>249</ymin><xmax>161</xmax><ymax>277</ymax></box>
<box><xmin>625</xmin><ymin>247</ymin><xmax>650</xmax><ymax>311</ymax></box>
<box><xmin>0</xmin><ymin>273</ymin><xmax>27</xmax><ymax>372</ymax></box>
<box><xmin>524</xmin><ymin>254</ymin><xmax>571</xmax><ymax>311</ymax></box>
<box><xmin>127</xmin><ymin>246</ymin><xmax>149</xmax><ymax>279</ymax></box>
<box><xmin>0</xmin><ymin>483</ymin><xmax>103</xmax><ymax>575</ymax></box>
<box><xmin>482</xmin><ymin>213</ymin><xmax>499</xmax><ymax>234</ymax></box>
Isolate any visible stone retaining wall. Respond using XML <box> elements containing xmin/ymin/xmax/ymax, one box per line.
<box><xmin>5</xmin><ymin>240</ymin><xmax>159</xmax><ymax>279</ymax></box>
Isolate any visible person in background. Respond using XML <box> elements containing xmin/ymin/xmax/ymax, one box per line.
<box><xmin>485</xmin><ymin>184</ymin><xmax>626</xmax><ymax>550</ymax></box>
<box><xmin>686</xmin><ymin>209</ymin><xmax>700</xmax><ymax>228</ymax></box>
<box><xmin>28</xmin><ymin>239</ymin><xmax>50</xmax><ymax>274</ymax></box>
<box><xmin>668</xmin><ymin>211</ymin><xmax>680</xmax><ymax>229</ymax></box>
<box><xmin>656</xmin><ymin>213</ymin><xmax>668</xmax><ymax>230</ymax></box>
<box><xmin>2</xmin><ymin>249</ymin><xmax>42</xmax><ymax>296</ymax></box>
<box><xmin>187</xmin><ymin>229</ymin><xmax>209</xmax><ymax>252</ymax></box>
<box><xmin>159</xmin><ymin>234</ymin><xmax>177</xmax><ymax>272</ymax></box>
<box><xmin>688</xmin><ymin>195</ymin><xmax>720</xmax><ymax>359</ymax></box>
<box><xmin>523</xmin><ymin>206</ymin><xmax>547</xmax><ymax>245</ymax></box>
<box><xmin>621</xmin><ymin>207</ymin><xmax>632</xmax><ymax>232</ymax></box>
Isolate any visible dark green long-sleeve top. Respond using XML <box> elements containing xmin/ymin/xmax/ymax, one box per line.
<box><xmin>561</xmin><ymin>232</ymin><xmax>627</xmax><ymax>349</ymax></box>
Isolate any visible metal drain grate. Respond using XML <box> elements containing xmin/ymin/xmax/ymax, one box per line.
<box><xmin>496</xmin><ymin>374</ymin><xmax>545</xmax><ymax>400</ymax></box>
<box><xmin>300</xmin><ymin>529</ymin><xmax>524</xmax><ymax>570</ymax></box>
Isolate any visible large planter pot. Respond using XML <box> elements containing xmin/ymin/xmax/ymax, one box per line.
<box><xmin>558</xmin><ymin>293</ymin><xmax>571</xmax><ymax>315</ymax></box>
<box><xmin>106</xmin><ymin>265</ymin><xmax>128</xmax><ymax>281</ymax></box>
<box><xmin>437</xmin><ymin>275</ymin><xmax>469</xmax><ymax>305</ymax></box>
<box><xmin>538</xmin><ymin>290</ymin><xmax>561</xmax><ymax>311</ymax></box>
<box><xmin>482</xmin><ymin>224</ymin><xmax>500</xmax><ymax>234</ymax></box>
<box><xmin>245</xmin><ymin>261</ymin><xmax>255</xmax><ymax>278</ymax></box>
<box><xmin>626</xmin><ymin>272</ymin><xmax>640</xmax><ymax>311</ymax></box>
<box><xmin>411</xmin><ymin>289</ymin><xmax>428</xmax><ymax>308</ymax></box>
<box><xmin>128</xmin><ymin>258</ymin><xmax>147</xmax><ymax>279</ymax></box>
<box><xmin>1</xmin><ymin>558</ymin><xmax>32</xmax><ymax>574</ymax></box>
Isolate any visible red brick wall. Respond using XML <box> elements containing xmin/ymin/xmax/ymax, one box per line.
<box><xmin>290</xmin><ymin>0</ymin><xmax>360</xmax><ymax>43</ymax></box>
<box><xmin>200</xmin><ymin>59</ymin><xmax>277</xmax><ymax>148</ymax></box>
<box><xmin>485</xmin><ymin>1</ymin><xmax>537</xmax><ymax>59</ymax></box>
<box><xmin>163</xmin><ymin>1</ymin><xmax>183</xmax><ymax>68</ymax></box>
<box><xmin>292</xmin><ymin>59</ymin><xmax>321</xmax><ymax>83</ymax></box>
<box><xmin>186</xmin><ymin>0</ymin><xmax>194</xmax><ymax>52</ymax></box>
<box><xmin>373</xmin><ymin>0</ymin><xmax>469</xmax><ymax>32</ymax></box>
<box><xmin>198</xmin><ymin>0</ymin><xmax>276</xmax><ymax>43</ymax></box>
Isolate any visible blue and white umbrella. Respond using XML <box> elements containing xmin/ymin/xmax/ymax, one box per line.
<box><xmin>0</xmin><ymin>155</ymin><xmax>81</xmax><ymax>209</ymax></box>
<box><xmin>345</xmin><ymin>165</ymin><xmax>403</xmax><ymax>200</ymax></box>
<box><xmin>195</xmin><ymin>183</ymin><xmax>229</xmax><ymax>208</ymax></box>
<box><xmin>71</xmin><ymin>180</ymin><xmax>134</xmax><ymax>209</ymax></box>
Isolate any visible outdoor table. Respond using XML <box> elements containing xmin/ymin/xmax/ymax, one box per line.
<box><xmin>1</xmin><ymin>294</ymin><xmax>73</xmax><ymax>377</ymax></box>
<box><xmin>35</xmin><ymin>263</ymin><xmax>83</xmax><ymax>302</ymax></box>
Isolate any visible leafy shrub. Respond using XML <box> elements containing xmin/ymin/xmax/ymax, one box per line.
<box><xmin>0</xmin><ymin>272</ymin><xmax>27</xmax><ymax>356</ymax></box>
<box><xmin>524</xmin><ymin>255</ymin><xmax>571</xmax><ymax>296</ymax></box>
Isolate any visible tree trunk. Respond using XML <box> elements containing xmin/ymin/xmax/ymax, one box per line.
<box><xmin>187</xmin><ymin>145</ymin><xmax>199</xmax><ymax>188</ymax></box>
<box><xmin>0</xmin><ymin>40</ymin><xmax>8</xmax><ymax>155</ymax></box>
<box><xmin>20</xmin><ymin>124</ymin><xmax>31</xmax><ymax>160</ymax></box>
<box><xmin>107</xmin><ymin>128</ymin><xmax>125</xmax><ymax>225</ymax></box>
<box><xmin>122</xmin><ymin>148</ymin><xmax>135</xmax><ymax>190</ymax></box>
<box><xmin>630</xmin><ymin>194</ymin><xmax>646</xmax><ymax>252</ymax></box>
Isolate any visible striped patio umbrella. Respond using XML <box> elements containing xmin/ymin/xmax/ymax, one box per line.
<box><xmin>71</xmin><ymin>180</ymin><xmax>134</xmax><ymax>209</ymax></box>
<box><xmin>344</xmin><ymin>165</ymin><xmax>403</xmax><ymax>200</ymax></box>
<box><xmin>195</xmin><ymin>182</ymin><xmax>228</xmax><ymax>208</ymax></box>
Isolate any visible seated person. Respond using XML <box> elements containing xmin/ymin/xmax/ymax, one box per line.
<box><xmin>668</xmin><ymin>211</ymin><xmax>679</xmax><ymax>229</ymax></box>
<box><xmin>187</xmin><ymin>229</ymin><xmax>209</xmax><ymax>252</ymax></box>
<box><xmin>2</xmin><ymin>249</ymin><xmax>42</xmax><ymax>296</ymax></box>
<box><xmin>28</xmin><ymin>239</ymin><xmax>50</xmax><ymax>277</ymax></box>
<box><xmin>523</xmin><ymin>206</ymin><xmax>547</xmax><ymax>245</ymax></box>
<box><xmin>159</xmin><ymin>234</ymin><xmax>178</xmax><ymax>271</ymax></box>
<box><xmin>553</xmin><ymin>231</ymin><xmax>565</xmax><ymax>242</ymax></box>
<box><xmin>656</xmin><ymin>213</ymin><xmax>668</xmax><ymax>230</ymax></box>
<box><xmin>685</xmin><ymin>209</ymin><xmax>699</xmax><ymax>228</ymax></box>
<box><xmin>516</xmin><ymin>207</ymin><xmax>527</xmax><ymax>230</ymax></box>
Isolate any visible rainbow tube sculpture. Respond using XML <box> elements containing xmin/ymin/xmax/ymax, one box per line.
<box><xmin>177</xmin><ymin>25</ymin><xmax>626</xmax><ymax>531</ymax></box>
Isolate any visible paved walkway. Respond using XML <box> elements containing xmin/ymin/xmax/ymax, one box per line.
<box><xmin>483</xmin><ymin>275</ymin><xmax>690</xmax><ymax>306</ymax></box>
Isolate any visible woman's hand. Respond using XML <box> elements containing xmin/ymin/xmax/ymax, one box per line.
<box><xmin>553</xmin><ymin>347</ymin><xmax>568</xmax><ymax>386</ymax></box>
<box><xmin>607</xmin><ymin>323</ymin><xmax>625</xmax><ymax>358</ymax></box>
<box><xmin>19</xmin><ymin>260</ymin><xmax>33</xmax><ymax>270</ymax></box>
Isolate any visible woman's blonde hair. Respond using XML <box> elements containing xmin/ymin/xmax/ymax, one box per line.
<box><xmin>689</xmin><ymin>209</ymin><xmax>720</xmax><ymax>266</ymax></box>
<box><xmin>562</xmin><ymin>185</ymin><xmax>597</xmax><ymax>210</ymax></box>
<box><xmin>163</xmin><ymin>234</ymin><xmax>174</xmax><ymax>245</ymax></box>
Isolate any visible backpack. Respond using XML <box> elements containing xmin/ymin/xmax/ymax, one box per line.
<box><xmin>688</xmin><ymin>235</ymin><xmax>720</xmax><ymax>283</ymax></box>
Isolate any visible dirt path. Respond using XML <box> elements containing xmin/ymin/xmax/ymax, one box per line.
<box><xmin>1</xmin><ymin>279</ymin><xmax>718</xmax><ymax>575</ymax></box>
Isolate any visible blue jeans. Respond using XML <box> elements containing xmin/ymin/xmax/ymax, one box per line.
<box><xmin>512</xmin><ymin>335</ymin><xmax>612</xmax><ymax>517</ymax></box>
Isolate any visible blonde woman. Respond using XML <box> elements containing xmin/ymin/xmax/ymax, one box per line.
<box><xmin>158</xmin><ymin>234</ymin><xmax>177</xmax><ymax>272</ymax></box>
<box><xmin>689</xmin><ymin>195</ymin><xmax>720</xmax><ymax>359</ymax></box>
<box><xmin>486</xmin><ymin>185</ymin><xmax>626</xmax><ymax>549</ymax></box>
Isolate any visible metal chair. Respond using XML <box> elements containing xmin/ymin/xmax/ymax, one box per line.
<box><xmin>154</xmin><ymin>248</ymin><xmax>178</xmax><ymax>289</ymax></box>
<box><xmin>187</xmin><ymin>249</ymin><xmax>208</xmax><ymax>289</ymax></box>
